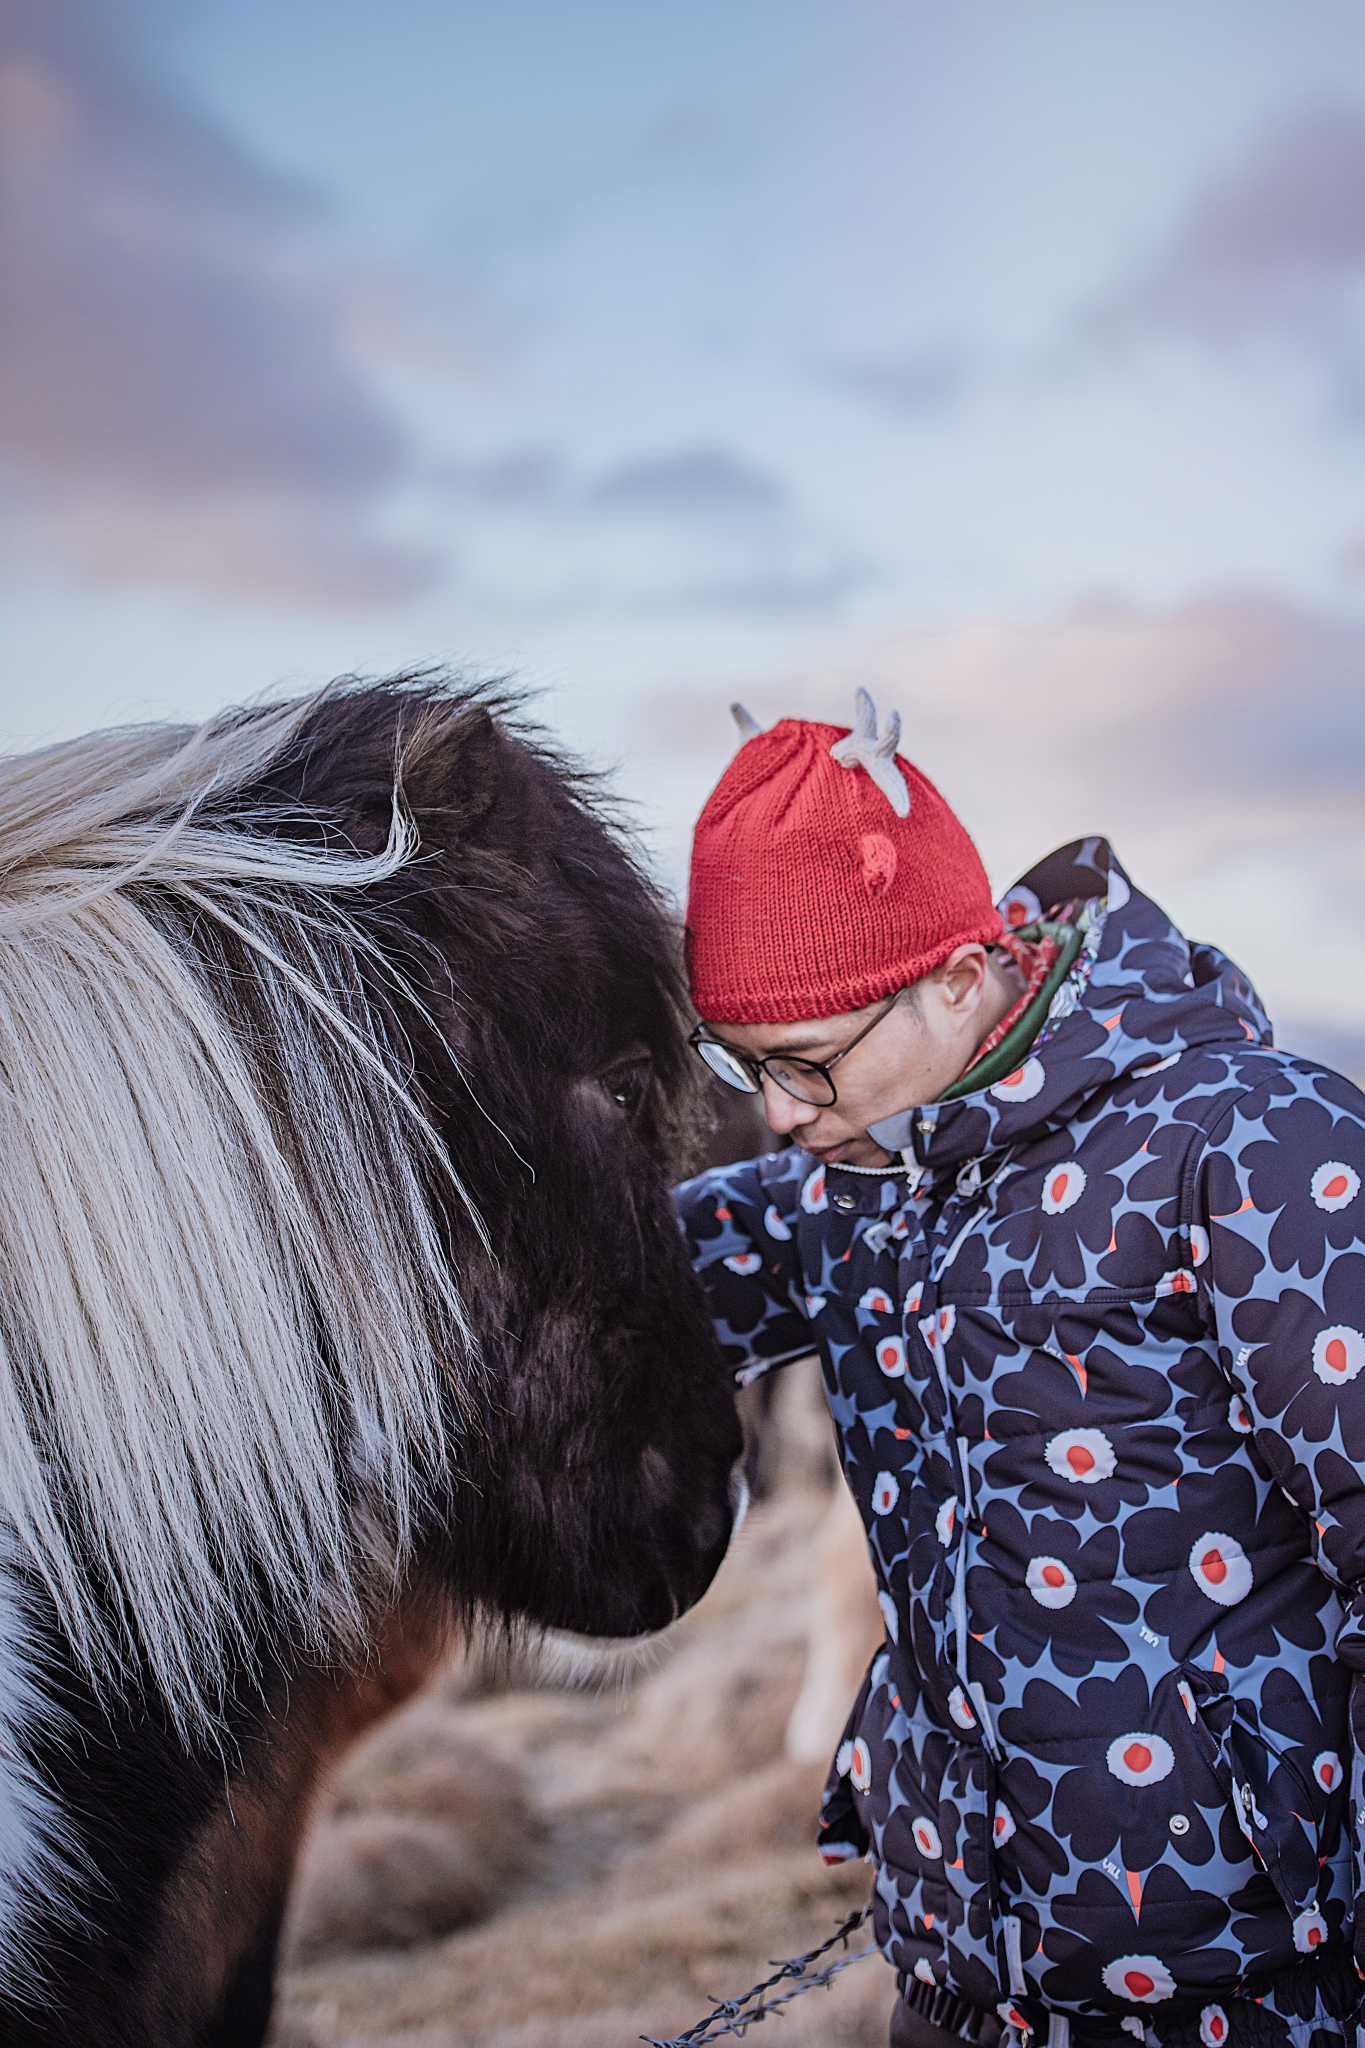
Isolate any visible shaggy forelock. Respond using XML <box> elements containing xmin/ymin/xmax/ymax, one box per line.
<box><xmin>0</xmin><ymin>686</ymin><xmax>480</xmax><ymax>1737</ymax></box>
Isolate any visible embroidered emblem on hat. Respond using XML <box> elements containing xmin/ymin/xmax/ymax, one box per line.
<box><xmin>1041</xmin><ymin>1161</ymin><xmax>1086</xmax><ymax>1214</ymax></box>
<box><xmin>1044</xmin><ymin>1427</ymin><xmax>1116</xmax><ymax>1485</ymax></box>
<box><xmin>1311</xmin><ymin>1162</ymin><xmax>1359</xmax><ymax>1212</ymax></box>
<box><xmin>1312</xmin><ymin>1324</ymin><xmax>1365</xmax><ymax>1385</ymax></box>
<box><xmin>1106</xmin><ymin>1733</ymin><xmax>1174</xmax><ymax>1786</ymax></box>
<box><xmin>1312</xmin><ymin>1749</ymin><xmax>1343</xmax><ymax>1793</ymax></box>
<box><xmin>848</xmin><ymin>1737</ymin><xmax>872</xmax><ymax>1792</ymax></box>
<box><xmin>1188</xmin><ymin>1531</ymin><xmax>1253</xmax><ymax>1605</ymax></box>
<box><xmin>1101</xmin><ymin>1957</ymin><xmax>1175</xmax><ymax>2004</ymax></box>
<box><xmin>911</xmin><ymin>1815</ymin><xmax>943</xmax><ymax>1860</ymax></box>
<box><xmin>860</xmin><ymin>832</ymin><xmax>899</xmax><ymax>896</ymax></box>
<box><xmin>829</xmin><ymin>689</ymin><xmax>911</xmax><ymax>817</ymax></box>
<box><xmin>1026</xmin><ymin>1556</ymin><xmax>1076</xmax><ymax>1608</ymax></box>
<box><xmin>1199</xmin><ymin>2006</ymin><xmax>1228</xmax><ymax>2047</ymax></box>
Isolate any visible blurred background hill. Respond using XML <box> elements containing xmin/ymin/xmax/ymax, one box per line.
<box><xmin>3</xmin><ymin>1</ymin><xmax>1365</xmax><ymax>1066</ymax></box>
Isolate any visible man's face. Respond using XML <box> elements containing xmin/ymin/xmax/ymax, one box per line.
<box><xmin>710</xmin><ymin>946</ymin><xmax>1007</xmax><ymax>1167</ymax></box>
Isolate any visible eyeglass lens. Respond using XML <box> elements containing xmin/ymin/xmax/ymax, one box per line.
<box><xmin>759</xmin><ymin>1056</ymin><xmax>835</xmax><ymax>1105</ymax></box>
<box><xmin>695</xmin><ymin>1037</ymin><xmax>760</xmax><ymax>1094</ymax></box>
<box><xmin>695</xmin><ymin>1037</ymin><xmax>837</xmax><ymax>1107</ymax></box>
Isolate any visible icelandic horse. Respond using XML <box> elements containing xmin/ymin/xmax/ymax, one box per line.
<box><xmin>0</xmin><ymin>678</ymin><xmax>741</xmax><ymax>2046</ymax></box>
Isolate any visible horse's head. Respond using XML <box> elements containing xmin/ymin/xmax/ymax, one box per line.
<box><xmin>251</xmin><ymin>681</ymin><xmax>743</xmax><ymax>1640</ymax></box>
<box><xmin>0</xmin><ymin>677</ymin><xmax>740</xmax><ymax>1741</ymax></box>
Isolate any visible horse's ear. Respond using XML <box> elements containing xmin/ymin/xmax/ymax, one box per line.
<box><xmin>402</xmin><ymin>701</ymin><xmax>504</xmax><ymax>833</ymax></box>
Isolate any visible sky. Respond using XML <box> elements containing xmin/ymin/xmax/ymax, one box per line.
<box><xmin>4</xmin><ymin>1</ymin><xmax>1365</xmax><ymax>1063</ymax></box>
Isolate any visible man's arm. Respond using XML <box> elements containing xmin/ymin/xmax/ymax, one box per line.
<box><xmin>674</xmin><ymin>1147</ymin><xmax>815</xmax><ymax>1385</ymax></box>
<box><xmin>1196</xmin><ymin>1063</ymin><xmax>1365</xmax><ymax>1969</ymax></box>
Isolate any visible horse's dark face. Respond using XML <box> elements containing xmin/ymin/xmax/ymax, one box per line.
<box><xmin>262</xmin><ymin>685</ymin><xmax>742</xmax><ymax>1639</ymax></box>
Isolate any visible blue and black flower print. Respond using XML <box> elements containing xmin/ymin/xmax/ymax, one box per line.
<box><xmin>677</xmin><ymin>839</ymin><xmax>1365</xmax><ymax>2048</ymax></box>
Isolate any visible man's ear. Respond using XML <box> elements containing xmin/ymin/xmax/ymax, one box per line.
<box><xmin>935</xmin><ymin>944</ymin><xmax>989</xmax><ymax>1017</ymax></box>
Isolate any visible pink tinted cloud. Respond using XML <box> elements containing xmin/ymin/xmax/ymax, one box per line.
<box><xmin>1094</xmin><ymin>100</ymin><xmax>1365</xmax><ymax>344</ymax></box>
<box><xmin>0</xmin><ymin>0</ymin><xmax>432</xmax><ymax>605</ymax></box>
<box><xmin>651</xmin><ymin>592</ymin><xmax>1365</xmax><ymax>882</ymax></box>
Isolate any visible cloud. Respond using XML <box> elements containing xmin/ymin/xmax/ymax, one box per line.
<box><xmin>1093</xmin><ymin>100</ymin><xmax>1365</xmax><ymax>345</ymax></box>
<box><xmin>441</xmin><ymin>106</ymin><xmax>731</xmax><ymax>268</ymax></box>
<box><xmin>824</xmin><ymin>342</ymin><xmax>972</xmax><ymax>418</ymax></box>
<box><xmin>0</xmin><ymin>0</ymin><xmax>430</xmax><ymax>605</ymax></box>
<box><xmin>589</xmin><ymin>449</ymin><xmax>786</xmax><ymax>520</ymax></box>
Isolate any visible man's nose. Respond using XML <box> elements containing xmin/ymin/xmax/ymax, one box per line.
<box><xmin>761</xmin><ymin>1076</ymin><xmax>819</xmax><ymax>1136</ymax></box>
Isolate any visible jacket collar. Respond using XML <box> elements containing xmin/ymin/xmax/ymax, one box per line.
<box><xmin>865</xmin><ymin>837</ymin><xmax>1272</xmax><ymax>1174</ymax></box>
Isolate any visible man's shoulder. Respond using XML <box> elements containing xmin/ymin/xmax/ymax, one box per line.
<box><xmin>1211</xmin><ymin>1039</ymin><xmax>1365</xmax><ymax>1117</ymax></box>
<box><xmin>1166</xmin><ymin>1039</ymin><xmax>1365</xmax><ymax>1161</ymax></box>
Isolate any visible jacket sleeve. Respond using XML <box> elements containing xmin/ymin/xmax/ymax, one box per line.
<box><xmin>1194</xmin><ymin>1064</ymin><xmax>1365</xmax><ymax>1975</ymax></box>
<box><xmin>674</xmin><ymin>1147</ymin><xmax>815</xmax><ymax>1385</ymax></box>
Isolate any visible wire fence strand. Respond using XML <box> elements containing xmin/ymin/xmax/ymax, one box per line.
<box><xmin>640</xmin><ymin>1904</ymin><xmax>876</xmax><ymax>2047</ymax></box>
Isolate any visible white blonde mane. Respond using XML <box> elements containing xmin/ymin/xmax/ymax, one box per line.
<box><xmin>0</xmin><ymin>692</ymin><xmax>473</xmax><ymax>1736</ymax></box>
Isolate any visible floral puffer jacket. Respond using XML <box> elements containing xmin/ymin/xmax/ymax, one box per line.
<box><xmin>677</xmin><ymin>839</ymin><xmax>1365</xmax><ymax>2048</ymax></box>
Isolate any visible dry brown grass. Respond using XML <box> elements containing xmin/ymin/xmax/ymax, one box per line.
<box><xmin>270</xmin><ymin>1363</ymin><xmax>896</xmax><ymax>2048</ymax></box>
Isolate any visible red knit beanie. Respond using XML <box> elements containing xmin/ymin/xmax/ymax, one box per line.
<box><xmin>686</xmin><ymin>694</ymin><xmax>1002</xmax><ymax>1024</ymax></box>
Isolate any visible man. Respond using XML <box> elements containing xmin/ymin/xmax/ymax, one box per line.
<box><xmin>675</xmin><ymin>691</ymin><xmax>1365</xmax><ymax>2048</ymax></box>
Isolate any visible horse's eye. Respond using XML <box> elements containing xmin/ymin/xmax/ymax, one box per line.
<box><xmin>598</xmin><ymin>1056</ymin><xmax>651</xmax><ymax>1118</ymax></box>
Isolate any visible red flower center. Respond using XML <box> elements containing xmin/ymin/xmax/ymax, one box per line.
<box><xmin>1067</xmin><ymin>1445</ymin><xmax>1095</xmax><ymax>1475</ymax></box>
<box><xmin>1200</xmin><ymin>1548</ymin><xmax>1226</xmax><ymax>1584</ymax></box>
<box><xmin>1125</xmin><ymin>1972</ymin><xmax>1154</xmax><ymax>1998</ymax></box>
<box><xmin>1325</xmin><ymin>1338</ymin><xmax>1348</xmax><ymax>1373</ymax></box>
<box><xmin>1050</xmin><ymin>1173</ymin><xmax>1069</xmax><ymax>1204</ymax></box>
<box><xmin>1324</xmin><ymin>1175</ymin><xmax>1349</xmax><ymax>1200</ymax></box>
<box><xmin>1124</xmin><ymin>1743</ymin><xmax>1152</xmax><ymax>1773</ymax></box>
<box><xmin>1042</xmin><ymin>1565</ymin><xmax>1065</xmax><ymax>1588</ymax></box>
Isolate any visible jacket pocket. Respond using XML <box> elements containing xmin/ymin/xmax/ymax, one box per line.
<box><xmin>1179</xmin><ymin>1662</ymin><xmax>1323</xmax><ymax>1916</ymax></box>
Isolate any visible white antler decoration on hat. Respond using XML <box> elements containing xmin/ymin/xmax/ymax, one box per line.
<box><xmin>829</xmin><ymin>688</ymin><xmax>910</xmax><ymax>817</ymax></box>
<box><xmin>730</xmin><ymin>702</ymin><xmax>765</xmax><ymax>739</ymax></box>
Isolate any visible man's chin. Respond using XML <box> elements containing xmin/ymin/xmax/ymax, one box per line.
<box><xmin>808</xmin><ymin>1138</ymin><xmax>871</xmax><ymax>1166</ymax></box>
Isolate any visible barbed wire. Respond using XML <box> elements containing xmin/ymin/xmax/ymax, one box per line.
<box><xmin>640</xmin><ymin>1903</ymin><xmax>876</xmax><ymax>2047</ymax></box>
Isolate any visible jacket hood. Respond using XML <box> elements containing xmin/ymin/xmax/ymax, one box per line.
<box><xmin>867</xmin><ymin>836</ymin><xmax>1273</xmax><ymax>1173</ymax></box>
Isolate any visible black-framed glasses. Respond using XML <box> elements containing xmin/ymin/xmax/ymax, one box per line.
<box><xmin>689</xmin><ymin>988</ymin><xmax>905</xmax><ymax>1107</ymax></box>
